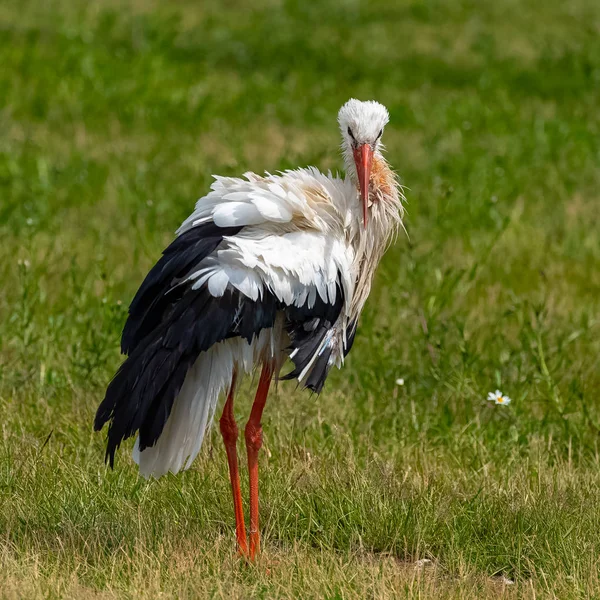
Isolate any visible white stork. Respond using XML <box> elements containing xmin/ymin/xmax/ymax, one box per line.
<box><xmin>95</xmin><ymin>99</ymin><xmax>404</xmax><ymax>559</ymax></box>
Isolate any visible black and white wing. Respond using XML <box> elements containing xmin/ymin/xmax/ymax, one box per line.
<box><xmin>95</xmin><ymin>169</ymin><xmax>358</xmax><ymax>476</ymax></box>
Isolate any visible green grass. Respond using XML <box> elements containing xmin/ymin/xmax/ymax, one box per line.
<box><xmin>1</xmin><ymin>0</ymin><xmax>600</xmax><ymax>597</ymax></box>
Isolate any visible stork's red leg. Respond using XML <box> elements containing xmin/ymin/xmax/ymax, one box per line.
<box><xmin>219</xmin><ymin>372</ymin><xmax>248</xmax><ymax>556</ymax></box>
<box><xmin>245</xmin><ymin>362</ymin><xmax>274</xmax><ymax>560</ymax></box>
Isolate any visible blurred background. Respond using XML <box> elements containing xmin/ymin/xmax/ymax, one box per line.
<box><xmin>1</xmin><ymin>0</ymin><xmax>600</xmax><ymax>597</ymax></box>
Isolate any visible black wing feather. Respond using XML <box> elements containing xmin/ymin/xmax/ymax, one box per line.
<box><xmin>121</xmin><ymin>223</ymin><xmax>242</xmax><ymax>355</ymax></box>
<box><xmin>281</xmin><ymin>282</ymin><xmax>346</xmax><ymax>393</ymax></box>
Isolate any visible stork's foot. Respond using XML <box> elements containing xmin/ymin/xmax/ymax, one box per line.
<box><xmin>221</xmin><ymin>363</ymin><xmax>273</xmax><ymax>561</ymax></box>
<box><xmin>245</xmin><ymin>420</ymin><xmax>263</xmax><ymax>560</ymax></box>
<box><xmin>245</xmin><ymin>363</ymin><xmax>273</xmax><ymax>561</ymax></box>
<box><xmin>219</xmin><ymin>374</ymin><xmax>249</xmax><ymax>556</ymax></box>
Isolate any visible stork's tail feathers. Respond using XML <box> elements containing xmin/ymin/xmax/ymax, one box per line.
<box><xmin>95</xmin><ymin>337</ymin><xmax>257</xmax><ymax>478</ymax></box>
<box><xmin>132</xmin><ymin>339</ymin><xmax>255</xmax><ymax>478</ymax></box>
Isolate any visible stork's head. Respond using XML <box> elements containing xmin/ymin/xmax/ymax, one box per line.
<box><xmin>338</xmin><ymin>99</ymin><xmax>389</xmax><ymax>227</ymax></box>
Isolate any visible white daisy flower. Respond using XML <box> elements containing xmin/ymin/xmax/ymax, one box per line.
<box><xmin>487</xmin><ymin>389</ymin><xmax>511</xmax><ymax>405</ymax></box>
<box><xmin>395</xmin><ymin>378</ymin><xmax>405</xmax><ymax>386</ymax></box>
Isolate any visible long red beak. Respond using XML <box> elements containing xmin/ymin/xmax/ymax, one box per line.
<box><xmin>353</xmin><ymin>144</ymin><xmax>373</xmax><ymax>227</ymax></box>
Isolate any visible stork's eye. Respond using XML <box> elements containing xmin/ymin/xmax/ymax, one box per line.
<box><xmin>347</xmin><ymin>127</ymin><xmax>355</xmax><ymax>141</ymax></box>
<box><xmin>376</xmin><ymin>129</ymin><xmax>383</xmax><ymax>140</ymax></box>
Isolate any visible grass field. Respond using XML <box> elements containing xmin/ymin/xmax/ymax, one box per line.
<box><xmin>1</xmin><ymin>0</ymin><xmax>600</xmax><ymax>597</ymax></box>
